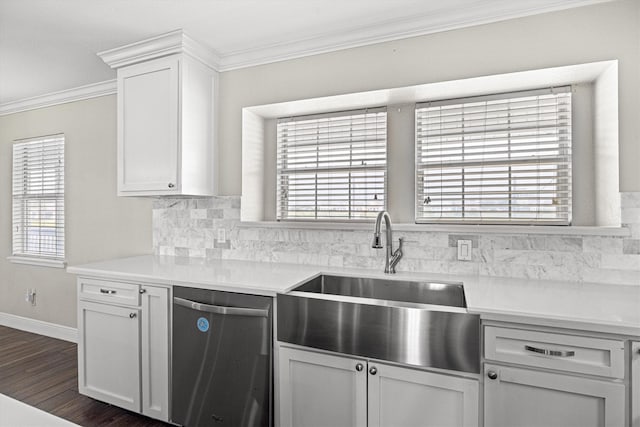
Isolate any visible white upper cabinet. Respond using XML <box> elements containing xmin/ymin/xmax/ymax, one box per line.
<box><xmin>99</xmin><ymin>30</ymin><xmax>218</xmax><ymax>196</ymax></box>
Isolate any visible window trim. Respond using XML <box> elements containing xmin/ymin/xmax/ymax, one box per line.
<box><xmin>10</xmin><ymin>133</ymin><xmax>66</xmax><ymax>266</ymax></box>
<box><xmin>414</xmin><ymin>87</ymin><xmax>572</xmax><ymax>225</ymax></box>
<box><xmin>7</xmin><ymin>255</ymin><xmax>66</xmax><ymax>269</ymax></box>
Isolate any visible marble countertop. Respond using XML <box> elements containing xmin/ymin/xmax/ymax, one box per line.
<box><xmin>68</xmin><ymin>255</ymin><xmax>640</xmax><ymax>336</ymax></box>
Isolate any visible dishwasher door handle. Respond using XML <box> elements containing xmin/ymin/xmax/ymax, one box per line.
<box><xmin>174</xmin><ymin>296</ymin><xmax>269</xmax><ymax>318</ymax></box>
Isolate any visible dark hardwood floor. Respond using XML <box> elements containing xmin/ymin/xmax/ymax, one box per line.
<box><xmin>0</xmin><ymin>325</ymin><xmax>168</xmax><ymax>426</ymax></box>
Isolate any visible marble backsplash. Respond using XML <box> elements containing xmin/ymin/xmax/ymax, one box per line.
<box><xmin>153</xmin><ymin>192</ymin><xmax>640</xmax><ymax>285</ymax></box>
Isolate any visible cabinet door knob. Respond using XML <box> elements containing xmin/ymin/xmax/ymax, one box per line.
<box><xmin>129</xmin><ymin>313</ymin><xmax>137</xmax><ymax>319</ymax></box>
<box><xmin>168</xmin><ymin>183</ymin><xmax>175</xmax><ymax>188</ymax></box>
<box><xmin>139</xmin><ymin>289</ymin><xmax>146</xmax><ymax>294</ymax></box>
<box><xmin>369</xmin><ymin>366</ymin><xmax>377</xmax><ymax>375</ymax></box>
<box><xmin>487</xmin><ymin>370</ymin><xmax>498</xmax><ymax>380</ymax></box>
<box><xmin>355</xmin><ymin>363</ymin><xmax>364</xmax><ymax>372</ymax></box>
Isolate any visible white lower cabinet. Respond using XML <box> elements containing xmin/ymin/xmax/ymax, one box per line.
<box><xmin>278</xmin><ymin>346</ymin><xmax>367</xmax><ymax>427</ymax></box>
<box><xmin>77</xmin><ymin>279</ymin><xmax>170</xmax><ymax>422</ymax></box>
<box><xmin>78</xmin><ymin>300</ymin><xmax>141</xmax><ymax>412</ymax></box>
<box><xmin>632</xmin><ymin>341</ymin><xmax>640</xmax><ymax>427</ymax></box>
<box><xmin>278</xmin><ymin>345</ymin><xmax>479</xmax><ymax>427</ymax></box>
<box><xmin>368</xmin><ymin>362</ymin><xmax>479</xmax><ymax>427</ymax></box>
<box><xmin>483</xmin><ymin>325</ymin><xmax>628</xmax><ymax>427</ymax></box>
<box><xmin>140</xmin><ymin>285</ymin><xmax>170</xmax><ymax>420</ymax></box>
<box><xmin>484</xmin><ymin>363</ymin><xmax>625</xmax><ymax>427</ymax></box>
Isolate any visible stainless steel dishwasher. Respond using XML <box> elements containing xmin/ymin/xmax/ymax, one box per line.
<box><xmin>172</xmin><ymin>286</ymin><xmax>272</xmax><ymax>427</ymax></box>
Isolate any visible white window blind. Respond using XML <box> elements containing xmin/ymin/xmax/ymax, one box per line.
<box><xmin>415</xmin><ymin>87</ymin><xmax>572</xmax><ymax>224</ymax></box>
<box><xmin>12</xmin><ymin>134</ymin><xmax>65</xmax><ymax>259</ymax></box>
<box><xmin>277</xmin><ymin>108</ymin><xmax>387</xmax><ymax>221</ymax></box>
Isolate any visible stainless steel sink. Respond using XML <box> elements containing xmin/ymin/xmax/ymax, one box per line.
<box><xmin>277</xmin><ymin>274</ymin><xmax>480</xmax><ymax>373</ymax></box>
<box><xmin>292</xmin><ymin>274</ymin><xmax>467</xmax><ymax>308</ymax></box>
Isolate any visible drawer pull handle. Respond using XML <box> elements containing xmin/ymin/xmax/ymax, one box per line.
<box><xmin>100</xmin><ymin>289</ymin><xmax>116</xmax><ymax>295</ymax></box>
<box><xmin>525</xmin><ymin>345</ymin><xmax>575</xmax><ymax>357</ymax></box>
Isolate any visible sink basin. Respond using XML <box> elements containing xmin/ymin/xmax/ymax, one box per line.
<box><xmin>292</xmin><ymin>274</ymin><xmax>467</xmax><ymax>308</ymax></box>
<box><xmin>277</xmin><ymin>274</ymin><xmax>480</xmax><ymax>373</ymax></box>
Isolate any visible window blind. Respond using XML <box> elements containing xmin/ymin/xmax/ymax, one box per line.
<box><xmin>12</xmin><ymin>134</ymin><xmax>65</xmax><ymax>259</ymax></box>
<box><xmin>277</xmin><ymin>108</ymin><xmax>387</xmax><ymax>221</ymax></box>
<box><xmin>416</xmin><ymin>87</ymin><xmax>572</xmax><ymax>224</ymax></box>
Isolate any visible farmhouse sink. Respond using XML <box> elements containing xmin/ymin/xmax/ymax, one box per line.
<box><xmin>291</xmin><ymin>274</ymin><xmax>467</xmax><ymax>308</ymax></box>
<box><xmin>277</xmin><ymin>274</ymin><xmax>480</xmax><ymax>373</ymax></box>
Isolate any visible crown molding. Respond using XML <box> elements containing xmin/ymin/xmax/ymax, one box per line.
<box><xmin>98</xmin><ymin>29</ymin><xmax>221</xmax><ymax>70</ymax></box>
<box><xmin>2</xmin><ymin>0</ymin><xmax>612</xmax><ymax>109</ymax></box>
<box><xmin>215</xmin><ymin>0</ymin><xmax>612</xmax><ymax>71</ymax></box>
<box><xmin>0</xmin><ymin>80</ymin><xmax>116</xmax><ymax>116</ymax></box>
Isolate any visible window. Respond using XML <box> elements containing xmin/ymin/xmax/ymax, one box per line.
<box><xmin>415</xmin><ymin>87</ymin><xmax>572</xmax><ymax>224</ymax></box>
<box><xmin>12</xmin><ymin>134</ymin><xmax>65</xmax><ymax>262</ymax></box>
<box><xmin>276</xmin><ymin>108</ymin><xmax>387</xmax><ymax>221</ymax></box>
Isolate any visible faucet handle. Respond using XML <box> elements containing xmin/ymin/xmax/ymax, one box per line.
<box><xmin>397</xmin><ymin>237</ymin><xmax>404</xmax><ymax>249</ymax></box>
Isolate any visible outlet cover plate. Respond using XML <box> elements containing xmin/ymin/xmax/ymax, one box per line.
<box><xmin>457</xmin><ymin>240</ymin><xmax>472</xmax><ymax>261</ymax></box>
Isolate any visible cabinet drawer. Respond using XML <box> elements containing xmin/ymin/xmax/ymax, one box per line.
<box><xmin>484</xmin><ymin>326</ymin><xmax>624</xmax><ymax>378</ymax></box>
<box><xmin>79</xmin><ymin>278</ymin><xmax>140</xmax><ymax>307</ymax></box>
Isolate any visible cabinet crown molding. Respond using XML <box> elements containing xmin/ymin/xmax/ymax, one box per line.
<box><xmin>98</xmin><ymin>29</ymin><xmax>221</xmax><ymax>71</ymax></box>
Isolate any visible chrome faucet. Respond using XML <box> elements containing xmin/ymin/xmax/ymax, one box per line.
<box><xmin>372</xmin><ymin>211</ymin><xmax>403</xmax><ymax>274</ymax></box>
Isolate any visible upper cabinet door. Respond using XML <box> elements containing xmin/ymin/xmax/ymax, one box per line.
<box><xmin>118</xmin><ymin>56</ymin><xmax>180</xmax><ymax>195</ymax></box>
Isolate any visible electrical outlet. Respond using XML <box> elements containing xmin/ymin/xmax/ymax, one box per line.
<box><xmin>217</xmin><ymin>228</ymin><xmax>226</xmax><ymax>242</ymax></box>
<box><xmin>457</xmin><ymin>240</ymin><xmax>472</xmax><ymax>261</ymax></box>
<box><xmin>25</xmin><ymin>289</ymin><xmax>36</xmax><ymax>306</ymax></box>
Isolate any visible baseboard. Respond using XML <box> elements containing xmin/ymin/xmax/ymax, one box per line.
<box><xmin>0</xmin><ymin>312</ymin><xmax>77</xmax><ymax>343</ymax></box>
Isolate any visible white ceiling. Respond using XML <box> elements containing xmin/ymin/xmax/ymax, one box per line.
<box><xmin>0</xmin><ymin>0</ymin><xmax>612</xmax><ymax>105</ymax></box>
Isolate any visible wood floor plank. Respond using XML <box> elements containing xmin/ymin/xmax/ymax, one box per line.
<box><xmin>0</xmin><ymin>326</ymin><xmax>168</xmax><ymax>426</ymax></box>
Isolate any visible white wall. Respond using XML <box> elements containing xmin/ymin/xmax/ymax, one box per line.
<box><xmin>219</xmin><ymin>0</ymin><xmax>640</xmax><ymax>196</ymax></box>
<box><xmin>0</xmin><ymin>95</ymin><xmax>152</xmax><ymax>327</ymax></box>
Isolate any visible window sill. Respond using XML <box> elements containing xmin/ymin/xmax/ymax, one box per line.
<box><xmin>7</xmin><ymin>256</ymin><xmax>67</xmax><ymax>269</ymax></box>
<box><xmin>238</xmin><ymin>221</ymin><xmax>631</xmax><ymax>237</ymax></box>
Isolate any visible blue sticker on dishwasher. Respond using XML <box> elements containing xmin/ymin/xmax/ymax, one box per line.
<box><xmin>197</xmin><ymin>317</ymin><xmax>209</xmax><ymax>332</ymax></box>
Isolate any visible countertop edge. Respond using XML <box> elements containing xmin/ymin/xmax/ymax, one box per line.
<box><xmin>67</xmin><ymin>265</ymin><xmax>287</xmax><ymax>297</ymax></box>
